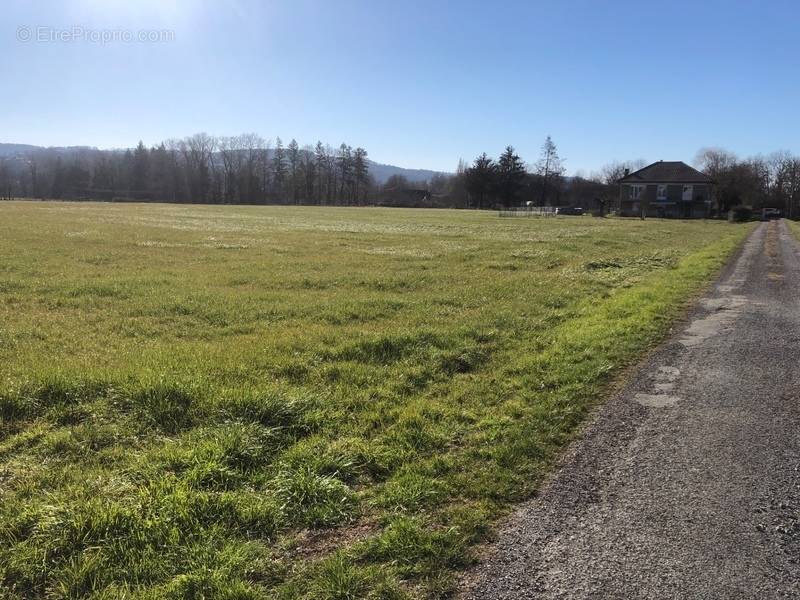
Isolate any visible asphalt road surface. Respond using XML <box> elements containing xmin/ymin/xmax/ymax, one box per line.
<box><xmin>462</xmin><ymin>220</ymin><xmax>800</xmax><ymax>599</ymax></box>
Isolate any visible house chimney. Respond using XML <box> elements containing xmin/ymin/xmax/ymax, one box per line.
<box><xmin>623</xmin><ymin>168</ymin><xmax>630</xmax><ymax>176</ymax></box>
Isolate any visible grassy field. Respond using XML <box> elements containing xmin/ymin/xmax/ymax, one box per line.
<box><xmin>0</xmin><ymin>202</ymin><xmax>751</xmax><ymax>599</ymax></box>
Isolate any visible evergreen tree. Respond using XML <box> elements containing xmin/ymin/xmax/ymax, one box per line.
<box><xmin>465</xmin><ymin>153</ymin><xmax>496</xmax><ymax>209</ymax></box>
<box><xmin>314</xmin><ymin>141</ymin><xmax>326</xmax><ymax>204</ymax></box>
<box><xmin>337</xmin><ymin>144</ymin><xmax>352</xmax><ymax>203</ymax></box>
<box><xmin>353</xmin><ymin>147</ymin><xmax>369</xmax><ymax>205</ymax></box>
<box><xmin>149</xmin><ymin>143</ymin><xmax>172</xmax><ymax>201</ymax></box>
<box><xmin>496</xmin><ymin>145</ymin><xmax>526</xmax><ymax>206</ymax></box>
<box><xmin>287</xmin><ymin>138</ymin><xmax>300</xmax><ymax>203</ymax></box>
<box><xmin>272</xmin><ymin>137</ymin><xmax>286</xmax><ymax>201</ymax></box>
<box><xmin>132</xmin><ymin>140</ymin><xmax>150</xmax><ymax>193</ymax></box>
<box><xmin>302</xmin><ymin>146</ymin><xmax>316</xmax><ymax>202</ymax></box>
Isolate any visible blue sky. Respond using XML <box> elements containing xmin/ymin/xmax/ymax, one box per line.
<box><xmin>2</xmin><ymin>0</ymin><xmax>799</xmax><ymax>173</ymax></box>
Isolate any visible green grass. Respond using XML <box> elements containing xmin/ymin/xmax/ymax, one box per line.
<box><xmin>786</xmin><ymin>219</ymin><xmax>800</xmax><ymax>239</ymax></box>
<box><xmin>0</xmin><ymin>202</ymin><xmax>752</xmax><ymax>598</ymax></box>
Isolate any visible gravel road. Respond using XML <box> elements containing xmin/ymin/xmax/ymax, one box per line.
<box><xmin>462</xmin><ymin>220</ymin><xmax>800</xmax><ymax>599</ymax></box>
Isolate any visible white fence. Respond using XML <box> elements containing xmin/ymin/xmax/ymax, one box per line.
<box><xmin>498</xmin><ymin>206</ymin><xmax>557</xmax><ymax>218</ymax></box>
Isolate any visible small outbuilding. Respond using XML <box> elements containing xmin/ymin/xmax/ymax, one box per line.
<box><xmin>617</xmin><ymin>161</ymin><xmax>714</xmax><ymax>218</ymax></box>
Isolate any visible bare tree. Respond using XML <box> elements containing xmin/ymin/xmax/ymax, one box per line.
<box><xmin>768</xmin><ymin>151</ymin><xmax>800</xmax><ymax>218</ymax></box>
<box><xmin>238</xmin><ymin>133</ymin><xmax>264</xmax><ymax>203</ymax></box>
<box><xmin>535</xmin><ymin>136</ymin><xmax>565</xmax><ymax>206</ymax></box>
<box><xmin>180</xmin><ymin>133</ymin><xmax>216</xmax><ymax>203</ymax></box>
<box><xmin>599</xmin><ymin>159</ymin><xmax>646</xmax><ymax>213</ymax></box>
<box><xmin>218</xmin><ymin>136</ymin><xmax>241</xmax><ymax>203</ymax></box>
<box><xmin>599</xmin><ymin>159</ymin><xmax>647</xmax><ymax>185</ymax></box>
<box><xmin>694</xmin><ymin>147</ymin><xmax>738</xmax><ymax>176</ymax></box>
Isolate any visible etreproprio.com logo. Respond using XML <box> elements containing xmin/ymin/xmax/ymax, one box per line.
<box><xmin>16</xmin><ymin>25</ymin><xmax>175</xmax><ymax>44</ymax></box>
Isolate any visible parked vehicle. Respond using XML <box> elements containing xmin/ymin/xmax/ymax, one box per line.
<box><xmin>556</xmin><ymin>206</ymin><xmax>584</xmax><ymax>216</ymax></box>
<box><xmin>761</xmin><ymin>207</ymin><xmax>781</xmax><ymax>220</ymax></box>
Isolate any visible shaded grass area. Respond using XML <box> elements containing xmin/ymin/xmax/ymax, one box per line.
<box><xmin>0</xmin><ymin>202</ymin><xmax>752</xmax><ymax>598</ymax></box>
<box><xmin>786</xmin><ymin>219</ymin><xmax>800</xmax><ymax>241</ymax></box>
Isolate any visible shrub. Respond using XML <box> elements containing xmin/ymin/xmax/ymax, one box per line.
<box><xmin>728</xmin><ymin>205</ymin><xmax>753</xmax><ymax>222</ymax></box>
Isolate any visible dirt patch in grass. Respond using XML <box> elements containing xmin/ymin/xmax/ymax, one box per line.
<box><xmin>291</xmin><ymin>519</ymin><xmax>381</xmax><ymax>561</ymax></box>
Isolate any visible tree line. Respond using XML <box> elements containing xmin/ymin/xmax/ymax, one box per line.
<box><xmin>379</xmin><ymin>137</ymin><xmax>646</xmax><ymax>212</ymax></box>
<box><xmin>0</xmin><ymin>134</ymin><xmax>372</xmax><ymax>205</ymax></box>
<box><xmin>694</xmin><ymin>148</ymin><xmax>800</xmax><ymax>218</ymax></box>
<box><xmin>0</xmin><ymin>134</ymin><xmax>614</xmax><ymax>210</ymax></box>
<box><xmin>380</xmin><ymin>136</ymin><xmax>633</xmax><ymax>211</ymax></box>
<box><xmin>401</xmin><ymin>143</ymin><xmax>800</xmax><ymax>216</ymax></box>
<box><xmin>439</xmin><ymin>136</ymin><xmax>567</xmax><ymax>208</ymax></box>
<box><xmin>3</xmin><ymin>134</ymin><xmax>799</xmax><ymax>216</ymax></box>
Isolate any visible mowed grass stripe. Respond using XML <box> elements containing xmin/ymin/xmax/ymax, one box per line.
<box><xmin>0</xmin><ymin>202</ymin><xmax>751</xmax><ymax>598</ymax></box>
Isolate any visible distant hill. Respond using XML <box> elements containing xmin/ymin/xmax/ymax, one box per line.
<box><xmin>0</xmin><ymin>143</ymin><xmax>445</xmax><ymax>184</ymax></box>
<box><xmin>0</xmin><ymin>143</ymin><xmax>42</xmax><ymax>157</ymax></box>
<box><xmin>367</xmin><ymin>161</ymin><xmax>446</xmax><ymax>185</ymax></box>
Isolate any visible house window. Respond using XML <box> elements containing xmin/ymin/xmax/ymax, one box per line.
<box><xmin>682</xmin><ymin>185</ymin><xmax>693</xmax><ymax>201</ymax></box>
<box><xmin>629</xmin><ymin>185</ymin><xmax>643</xmax><ymax>200</ymax></box>
<box><xmin>657</xmin><ymin>185</ymin><xmax>667</xmax><ymax>200</ymax></box>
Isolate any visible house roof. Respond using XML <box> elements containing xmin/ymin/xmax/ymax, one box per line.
<box><xmin>617</xmin><ymin>161</ymin><xmax>713</xmax><ymax>184</ymax></box>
